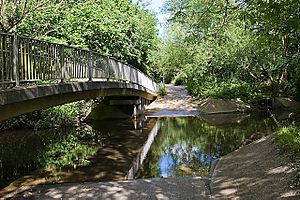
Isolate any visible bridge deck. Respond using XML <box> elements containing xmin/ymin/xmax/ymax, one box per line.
<box><xmin>0</xmin><ymin>82</ymin><xmax>156</xmax><ymax>121</ymax></box>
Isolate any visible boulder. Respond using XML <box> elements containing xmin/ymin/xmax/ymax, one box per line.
<box><xmin>198</xmin><ymin>98</ymin><xmax>251</xmax><ymax>114</ymax></box>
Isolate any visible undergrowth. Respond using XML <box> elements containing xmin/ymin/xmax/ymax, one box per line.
<box><xmin>0</xmin><ymin>101</ymin><xmax>87</xmax><ymax>131</ymax></box>
<box><xmin>157</xmin><ymin>85</ymin><xmax>167</xmax><ymax>96</ymax></box>
<box><xmin>275</xmin><ymin>122</ymin><xmax>300</xmax><ymax>188</ymax></box>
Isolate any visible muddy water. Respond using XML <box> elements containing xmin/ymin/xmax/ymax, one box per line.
<box><xmin>0</xmin><ymin>113</ymin><xmax>274</xmax><ymax>196</ymax></box>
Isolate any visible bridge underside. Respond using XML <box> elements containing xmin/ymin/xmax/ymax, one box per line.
<box><xmin>0</xmin><ymin>82</ymin><xmax>156</xmax><ymax>121</ymax></box>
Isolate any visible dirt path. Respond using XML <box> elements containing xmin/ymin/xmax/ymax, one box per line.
<box><xmin>146</xmin><ymin>84</ymin><xmax>250</xmax><ymax>116</ymax></box>
<box><xmin>212</xmin><ymin>135</ymin><xmax>300</xmax><ymax>199</ymax></box>
<box><xmin>146</xmin><ymin>85</ymin><xmax>200</xmax><ymax>116</ymax></box>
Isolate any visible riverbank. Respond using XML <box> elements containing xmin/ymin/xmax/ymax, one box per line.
<box><xmin>148</xmin><ymin>85</ymin><xmax>300</xmax><ymax>198</ymax></box>
<box><xmin>212</xmin><ymin>134</ymin><xmax>300</xmax><ymax>199</ymax></box>
<box><xmin>146</xmin><ymin>84</ymin><xmax>250</xmax><ymax>117</ymax></box>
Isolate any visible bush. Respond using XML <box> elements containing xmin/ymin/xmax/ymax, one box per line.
<box><xmin>172</xmin><ymin>72</ymin><xmax>187</xmax><ymax>86</ymax></box>
<box><xmin>0</xmin><ymin>101</ymin><xmax>86</xmax><ymax>130</ymax></box>
<box><xmin>157</xmin><ymin>85</ymin><xmax>167</xmax><ymax>96</ymax></box>
<box><xmin>187</xmin><ymin>81</ymin><xmax>265</xmax><ymax>101</ymax></box>
<box><xmin>275</xmin><ymin>125</ymin><xmax>300</xmax><ymax>151</ymax></box>
<box><xmin>275</xmin><ymin>123</ymin><xmax>300</xmax><ymax>187</ymax></box>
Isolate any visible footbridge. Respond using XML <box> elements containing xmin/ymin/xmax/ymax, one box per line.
<box><xmin>0</xmin><ymin>33</ymin><xmax>158</xmax><ymax>121</ymax></box>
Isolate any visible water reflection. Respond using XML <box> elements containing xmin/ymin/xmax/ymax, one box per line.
<box><xmin>0</xmin><ymin>113</ymin><xmax>275</xmax><ymax>196</ymax></box>
<box><xmin>137</xmin><ymin>115</ymin><xmax>274</xmax><ymax>179</ymax></box>
<box><xmin>0</xmin><ymin>117</ymin><xmax>154</xmax><ymax>193</ymax></box>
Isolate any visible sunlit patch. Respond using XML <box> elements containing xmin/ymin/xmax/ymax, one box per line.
<box><xmin>267</xmin><ymin>166</ymin><xmax>293</xmax><ymax>175</ymax></box>
<box><xmin>220</xmin><ymin>188</ymin><xmax>237</xmax><ymax>195</ymax></box>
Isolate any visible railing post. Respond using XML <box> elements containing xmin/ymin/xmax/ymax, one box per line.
<box><xmin>88</xmin><ymin>51</ymin><xmax>92</xmax><ymax>81</ymax></box>
<box><xmin>12</xmin><ymin>33</ymin><xmax>20</xmax><ymax>86</ymax></box>
<box><xmin>55</xmin><ymin>44</ymin><xmax>60</xmax><ymax>80</ymax></box>
<box><xmin>60</xmin><ymin>45</ymin><xmax>65</xmax><ymax>83</ymax></box>
<box><xmin>106</xmin><ymin>56</ymin><xmax>110</xmax><ymax>81</ymax></box>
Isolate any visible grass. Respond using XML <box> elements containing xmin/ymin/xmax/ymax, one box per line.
<box><xmin>157</xmin><ymin>85</ymin><xmax>167</xmax><ymax>96</ymax></box>
<box><xmin>275</xmin><ymin>123</ymin><xmax>300</xmax><ymax>187</ymax></box>
<box><xmin>275</xmin><ymin>125</ymin><xmax>300</xmax><ymax>150</ymax></box>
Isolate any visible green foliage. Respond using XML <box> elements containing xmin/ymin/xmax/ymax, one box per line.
<box><xmin>17</xmin><ymin>0</ymin><xmax>158</xmax><ymax>72</ymax></box>
<box><xmin>187</xmin><ymin>81</ymin><xmax>261</xmax><ymax>100</ymax></box>
<box><xmin>0</xmin><ymin>101</ymin><xmax>86</xmax><ymax>130</ymax></box>
<box><xmin>275</xmin><ymin>124</ymin><xmax>300</xmax><ymax>151</ymax></box>
<box><xmin>151</xmin><ymin>24</ymin><xmax>191</xmax><ymax>83</ymax></box>
<box><xmin>157</xmin><ymin>85</ymin><xmax>167</xmax><ymax>96</ymax></box>
<box><xmin>275</xmin><ymin>123</ymin><xmax>300</xmax><ymax>187</ymax></box>
<box><xmin>0</xmin><ymin>0</ymin><xmax>58</xmax><ymax>32</ymax></box>
<box><xmin>155</xmin><ymin>0</ymin><xmax>300</xmax><ymax>100</ymax></box>
<box><xmin>40</xmin><ymin>128</ymin><xmax>98</xmax><ymax>169</ymax></box>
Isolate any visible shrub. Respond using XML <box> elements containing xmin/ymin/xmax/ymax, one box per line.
<box><xmin>157</xmin><ymin>85</ymin><xmax>167</xmax><ymax>96</ymax></box>
<box><xmin>0</xmin><ymin>101</ymin><xmax>86</xmax><ymax>130</ymax></box>
<box><xmin>275</xmin><ymin>123</ymin><xmax>300</xmax><ymax>187</ymax></box>
<box><xmin>187</xmin><ymin>81</ymin><xmax>266</xmax><ymax>101</ymax></box>
<box><xmin>275</xmin><ymin>125</ymin><xmax>300</xmax><ymax>151</ymax></box>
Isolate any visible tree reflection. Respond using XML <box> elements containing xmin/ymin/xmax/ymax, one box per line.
<box><xmin>137</xmin><ymin>116</ymin><xmax>274</xmax><ymax>178</ymax></box>
<box><xmin>0</xmin><ymin>127</ymin><xmax>102</xmax><ymax>189</ymax></box>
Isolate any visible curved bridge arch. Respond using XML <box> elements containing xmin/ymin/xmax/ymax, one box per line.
<box><xmin>0</xmin><ymin>33</ymin><xmax>158</xmax><ymax>121</ymax></box>
<box><xmin>0</xmin><ymin>82</ymin><xmax>156</xmax><ymax>121</ymax></box>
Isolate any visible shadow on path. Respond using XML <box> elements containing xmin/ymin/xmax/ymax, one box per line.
<box><xmin>6</xmin><ymin>177</ymin><xmax>209</xmax><ymax>199</ymax></box>
<box><xmin>212</xmin><ymin>135</ymin><xmax>300</xmax><ymax>199</ymax></box>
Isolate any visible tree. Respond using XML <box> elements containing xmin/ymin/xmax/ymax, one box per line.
<box><xmin>239</xmin><ymin>0</ymin><xmax>300</xmax><ymax>96</ymax></box>
<box><xmin>17</xmin><ymin>0</ymin><xmax>158</xmax><ymax>72</ymax></box>
<box><xmin>158</xmin><ymin>0</ymin><xmax>300</xmax><ymax>100</ymax></box>
<box><xmin>0</xmin><ymin>0</ymin><xmax>62</xmax><ymax>32</ymax></box>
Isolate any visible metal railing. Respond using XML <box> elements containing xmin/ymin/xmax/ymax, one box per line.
<box><xmin>0</xmin><ymin>33</ymin><xmax>157</xmax><ymax>92</ymax></box>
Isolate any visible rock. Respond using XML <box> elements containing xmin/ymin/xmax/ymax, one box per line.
<box><xmin>273</xmin><ymin>97</ymin><xmax>300</xmax><ymax>111</ymax></box>
<box><xmin>198</xmin><ymin>98</ymin><xmax>251</xmax><ymax>114</ymax></box>
<box><xmin>201</xmin><ymin>113</ymin><xmax>251</xmax><ymax>125</ymax></box>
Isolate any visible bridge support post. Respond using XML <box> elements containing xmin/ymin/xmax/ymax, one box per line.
<box><xmin>133</xmin><ymin>98</ymin><xmax>142</xmax><ymax>119</ymax></box>
<box><xmin>12</xmin><ymin>33</ymin><xmax>19</xmax><ymax>86</ymax></box>
<box><xmin>133</xmin><ymin>97</ymin><xmax>148</xmax><ymax>119</ymax></box>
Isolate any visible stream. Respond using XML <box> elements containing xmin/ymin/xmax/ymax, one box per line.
<box><xmin>0</xmin><ymin>112</ymin><xmax>276</xmax><ymax>193</ymax></box>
